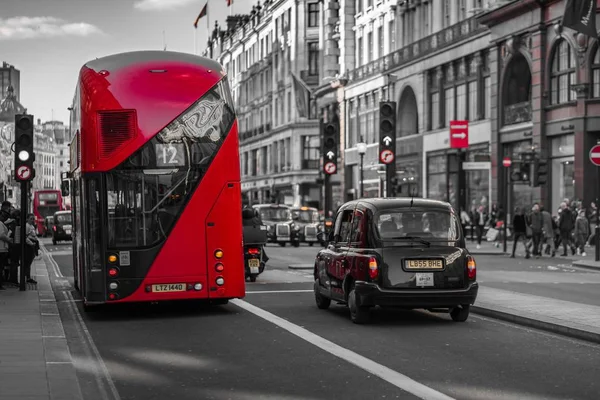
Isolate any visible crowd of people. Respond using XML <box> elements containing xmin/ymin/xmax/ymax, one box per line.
<box><xmin>0</xmin><ymin>201</ymin><xmax>40</xmax><ymax>290</ymax></box>
<box><xmin>460</xmin><ymin>199</ymin><xmax>598</xmax><ymax>259</ymax></box>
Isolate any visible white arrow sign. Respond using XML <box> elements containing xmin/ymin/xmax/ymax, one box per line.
<box><xmin>383</xmin><ymin>136</ymin><xmax>392</xmax><ymax>146</ymax></box>
<box><xmin>326</xmin><ymin>151</ymin><xmax>335</xmax><ymax>160</ymax></box>
<box><xmin>452</xmin><ymin>133</ymin><xmax>466</xmax><ymax>139</ymax></box>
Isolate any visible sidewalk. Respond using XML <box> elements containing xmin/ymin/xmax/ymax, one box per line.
<box><xmin>0</xmin><ymin>256</ymin><xmax>83</xmax><ymax>399</ymax></box>
<box><xmin>473</xmin><ymin>286</ymin><xmax>600</xmax><ymax>344</ymax></box>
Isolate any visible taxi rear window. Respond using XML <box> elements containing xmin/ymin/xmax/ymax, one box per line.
<box><xmin>375</xmin><ymin>208</ymin><xmax>460</xmax><ymax>241</ymax></box>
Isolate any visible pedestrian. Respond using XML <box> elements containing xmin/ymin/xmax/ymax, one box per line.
<box><xmin>541</xmin><ymin>206</ymin><xmax>556</xmax><ymax>257</ymax></box>
<box><xmin>511</xmin><ymin>207</ymin><xmax>530</xmax><ymax>259</ymax></box>
<box><xmin>558</xmin><ymin>202</ymin><xmax>576</xmax><ymax>256</ymax></box>
<box><xmin>6</xmin><ymin>209</ymin><xmax>20</xmax><ymax>284</ymax></box>
<box><xmin>474</xmin><ymin>205</ymin><xmax>487</xmax><ymax>249</ymax></box>
<box><xmin>0</xmin><ymin>208</ymin><xmax>12</xmax><ymax>290</ymax></box>
<box><xmin>23</xmin><ymin>214</ymin><xmax>38</xmax><ymax>284</ymax></box>
<box><xmin>575</xmin><ymin>209</ymin><xmax>590</xmax><ymax>257</ymax></box>
<box><xmin>529</xmin><ymin>203</ymin><xmax>544</xmax><ymax>258</ymax></box>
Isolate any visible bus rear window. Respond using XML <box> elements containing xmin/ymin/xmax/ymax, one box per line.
<box><xmin>38</xmin><ymin>193</ymin><xmax>58</xmax><ymax>201</ymax></box>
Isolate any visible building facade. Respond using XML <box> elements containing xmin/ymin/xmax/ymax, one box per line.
<box><xmin>204</xmin><ymin>0</ymin><xmax>323</xmax><ymax>207</ymax></box>
<box><xmin>0</xmin><ymin>62</ymin><xmax>20</xmax><ymax>102</ymax></box>
<box><xmin>342</xmin><ymin>0</ymin><xmax>497</xmax><ymax>215</ymax></box>
<box><xmin>478</xmin><ymin>0</ymin><xmax>600</xmax><ymax>215</ymax></box>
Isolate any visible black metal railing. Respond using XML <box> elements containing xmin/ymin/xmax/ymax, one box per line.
<box><xmin>301</xmin><ymin>159</ymin><xmax>319</xmax><ymax>170</ymax></box>
<box><xmin>503</xmin><ymin>102</ymin><xmax>532</xmax><ymax>125</ymax></box>
<box><xmin>347</xmin><ymin>16</ymin><xmax>486</xmax><ymax>84</ymax></box>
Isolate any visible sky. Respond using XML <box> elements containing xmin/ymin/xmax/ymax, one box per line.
<box><xmin>0</xmin><ymin>0</ymin><xmax>253</xmax><ymax>124</ymax></box>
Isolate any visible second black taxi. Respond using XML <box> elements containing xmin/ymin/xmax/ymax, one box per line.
<box><xmin>313</xmin><ymin>198</ymin><xmax>478</xmax><ymax>324</ymax></box>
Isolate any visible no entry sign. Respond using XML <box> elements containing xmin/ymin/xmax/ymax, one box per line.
<box><xmin>449</xmin><ymin>120</ymin><xmax>469</xmax><ymax>149</ymax></box>
<box><xmin>502</xmin><ymin>157</ymin><xmax>512</xmax><ymax>168</ymax></box>
<box><xmin>590</xmin><ymin>144</ymin><xmax>600</xmax><ymax>166</ymax></box>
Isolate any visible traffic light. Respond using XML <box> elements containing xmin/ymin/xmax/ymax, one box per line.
<box><xmin>379</xmin><ymin>102</ymin><xmax>397</xmax><ymax>155</ymax></box>
<box><xmin>532</xmin><ymin>159</ymin><xmax>548</xmax><ymax>187</ymax></box>
<box><xmin>14</xmin><ymin>114</ymin><xmax>35</xmax><ymax>182</ymax></box>
<box><xmin>321</xmin><ymin>118</ymin><xmax>339</xmax><ymax>175</ymax></box>
<box><xmin>510</xmin><ymin>161</ymin><xmax>531</xmax><ymax>183</ymax></box>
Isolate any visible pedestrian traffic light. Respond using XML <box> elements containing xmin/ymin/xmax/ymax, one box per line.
<box><xmin>321</xmin><ymin>118</ymin><xmax>338</xmax><ymax>175</ymax></box>
<box><xmin>379</xmin><ymin>102</ymin><xmax>396</xmax><ymax>152</ymax></box>
<box><xmin>14</xmin><ymin>114</ymin><xmax>35</xmax><ymax>181</ymax></box>
<box><xmin>532</xmin><ymin>159</ymin><xmax>548</xmax><ymax>187</ymax></box>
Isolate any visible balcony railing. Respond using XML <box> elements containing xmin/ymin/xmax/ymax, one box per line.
<box><xmin>503</xmin><ymin>102</ymin><xmax>532</xmax><ymax>126</ymax></box>
<box><xmin>301</xmin><ymin>159</ymin><xmax>319</xmax><ymax>170</ymax></box>
<box><xmin>347</xmin><ymin>16</ymin><xmax>486</xmax><ymax>84</ymax></box>
<box><xmin>239</xmin><ymin>123</ymin><xmax>273</xmax><ymax>142</ymax></box>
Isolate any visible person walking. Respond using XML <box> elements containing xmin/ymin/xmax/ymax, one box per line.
<box><xmin>541</xmin><ymin>206</ymin><xmax>556</xmax><ymax>257</ymax></box>
<box><xmin>23</xmin><ymin>214</ymin><xmax>38</xmax><ymax>285</ymax></box>
<box><xmin>0</xmin><ymin>209</ymin><xmax>12</xmax><ymax>290</ymax></box>
<box><xmin>529</xmin><ymin>203</ymin><xmax>544</xmax><ymax>258</ymax></box>
<box><xmin>511</xmin><ymin>207</ymin><xmax>530</xmax><ymax>259</ymax></box>
<box><xmin>558</xmin><ymin>202</ymin><xmax>575</xmax><ymax>256</ymax></box>
<box><xmin>575</xmin><ymin>209</ymin><xmax>590</xmax><ymax>257</ymax></box>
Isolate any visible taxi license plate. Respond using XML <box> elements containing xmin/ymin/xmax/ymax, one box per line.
<box><xmin>415</xmin><ymin>273</ymin><xmax>434</xmax><ymax>287</ymax></box>
<box><xmin>65</xmin><ymin>230</ymin><xmax>71</xmax><ymax>235</ymax></box>
<box><xmin>152</xmin><ymin>283</ymin><xmax>186</xmax><ymax>293</ymax></box>
<box><xmin>406</xmin><ymin>259</ymin><xmax>443</xmax><ymax>269</ymax></box>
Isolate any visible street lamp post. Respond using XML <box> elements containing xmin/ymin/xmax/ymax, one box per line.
<box><xmin>357</xmin><ymin>142</ymin><xmax>367</xmax><ymax>199</ymax></box>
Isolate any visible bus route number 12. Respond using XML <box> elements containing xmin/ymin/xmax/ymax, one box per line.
<box><xmin>156</xmin><ymin>144</ymin><xmax>185</xmax><ymax>167</ymax></box>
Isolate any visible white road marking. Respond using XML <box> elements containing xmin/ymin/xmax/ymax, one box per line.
<box><xmin>231</xmin><ymin>299</ymin><xmax>455</xmax><ymax>400</ymax></box>
<box><xmin>46</xmin><ymin>361</ymin><xmax>73</xmax><ymax>364</ymax></box>
<box><xmin>63</xmin><ymin>291</ymin><xmax>121</xmax><ymax>400</ymax></box>
<box><xmin>246</xmin><ymin>290</ymin><xmax>313</xmax><ymax>294</ymax></box>
<box><xmin>40</xmin><ymin>243</ymin><xmax>63</xmax><ymax>277</ymax></box>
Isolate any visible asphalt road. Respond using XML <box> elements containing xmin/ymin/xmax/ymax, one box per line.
<box><xmin>43</xmin><ymin>240</ymin><xmax>600</xmax><ymax>400</ymax></box>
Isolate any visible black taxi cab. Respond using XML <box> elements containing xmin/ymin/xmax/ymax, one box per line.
<box><xmin>253</xmin><ymin>203</ymin><xmax>300</xmax><ymax>247</ymax></box>
<box><xmin>291</xmin><ymin>206</ymin><xmax>322</xmax><ymax>246</ymax></box>
<box><xmin>313</xmin><ymin>198</ymin><xmax>478</xmax><ymax>324</ymax></box>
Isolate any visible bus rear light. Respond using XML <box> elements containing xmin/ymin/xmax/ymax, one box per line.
<box><xmin>109</xmin><ymin>282</ymin><xmax>118</xmax><ymax>291</ymax></box>
<box><xmin>215</xmin><ymin>277</ymin><xmax>225</xmax><ymax>286</ymax></box>
<box><xmin>108</xmin><ymin>293</ymin><xmax>118</xmax><ymax>300</ymax></box>
<box><xmin>247</xmin><ymin>248</ymin><xmax>260</xmax><ymax>255</ymax></box>
<box><xmin>193</xmin><ymin>283</ymin><xmax>203</xmax><ymax>291</ymax></box>
<box><xmin>368</xmin><ymin>257</ymin><xmax>379</xmax><ymax>280</ymax></box>
<box><xmin>108</xmin><ymin>268</ymin><xmax>119</xmax><ymax>277</ymax></box>
<box><xmin>466</xmin><ymin>256</ymin><xmax>476</xmax><ymax>280</ymax></box>
<box><xmin>108</xmin><ymin>254</ymin><xmax>118</xmax><ymax>263</ymax></box>
<box><xmin>214</xmin><ymin>249</ymin><xmax>224</xmax><ymax>259</ymax></box>
<box><xmin>215</xmin><ymin>263</ymin><xmax>224</xmax><ymax>272</ymax></box>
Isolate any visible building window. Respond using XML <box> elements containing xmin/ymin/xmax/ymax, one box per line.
<box><xmin>357</xmin><ymin>0</ymin><xmax>362</xmax><ymax>13</ymax></box>
<box><xmin>593</xmin><ymin>48</ymin><xmax>600</xmax><ymax>98</ymax></box>
<box><xmin>443</xmin><ymin>0</ymin><xmax>451</xmax><ymax>28</ymax></box>
<box><xmin>308</xmin><ymin>42</ymin><xmax>319</xmax><ymax>76</ymax></box>
<box><xmin>358</xmin><ymin>37</ymin><xmax>363</xmax><ymax>66</ymax></box>
<box><xmin>468</xmin><ymin>80</ymin><xmax>478</xmax><ymax>121</ymax></box>
<box><xmin>308</xmin><ymin>3</ymin><xmax>319</xmax><ymax>27</ymax></box>
<box><xmin>456</xmin><ymin>84</ymin><xmax>467</xmax><ymax>120</ymax></box>
<box><xmin>378</xmin><ymin>25</ymin><xmax>384</xmax><ymax>58</ymax></box>
<box><xmin>430</xmin><ymin>92</ymin><xmax>440</xmax><ymax>130</ymax></box>
<box><xmin>301</xmin><ymin>136</ymin><xmax>319</xmax><ymax>169</ymax></box>
<box><xmin>349</xmin><ymin>99</ymin><xmax>358</xmax><ymax>147</ymax></box>
<box><xmin>366</xmin><ymin>94</ymin><xmax>374</xmax><ymax>143</ymax></box>
<box><xmin>444</xmin><ymin>87</ymin><xmax>455</xmax><ymax>125</ymax></box>
<box><xmin>388</xmin><ymin>20</ymin><xmax>395</xmax><ymax>53</ymax></box>
<box><xmin>428</xmin><ymin>154</ymin><xmax>447</xmax><ymax>202</ymax></box>
<box><xmin>367</xmin><ymin>32</ymin><xmax>373</xmax><ymax>62</ymax></box>
<box><xmin>423</xmin><ymin>2</ymin><xmax>430</xmax><ymax>38</ymax></box>
<box><xmin>484</xmin><ymin>76</ymin><xmax>491</xmax><ymax>119</ymax></box>
<box><xmin>550</xmin><ymin>39</ymin><xmax>576</xmax><ymax>104</ymax></box>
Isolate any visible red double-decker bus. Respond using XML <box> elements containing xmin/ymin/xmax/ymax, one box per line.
<box><xmin>65</xmin><ymin>51</ymin><xmax>244</xmax><ymax>310</ymax></box>
<box><xmin>33</xmin><ymin>190</ymin><xmax>63</xmax><ymax>236</ymax></box>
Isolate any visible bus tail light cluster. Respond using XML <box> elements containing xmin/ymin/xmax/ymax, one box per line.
<box><xmin>466</xmin><ymin>256</ymin><xmax>476</xmax><ymax>280</ymax></box>
<box><xmin>368</xmin><ymin>257</ymin><xmax>379</xmax><ymax>280</ymax></box>
<box><xmin>214</xmin><ymin>249</ymin><xmax>225</xmax><ymax>286</ymax></box>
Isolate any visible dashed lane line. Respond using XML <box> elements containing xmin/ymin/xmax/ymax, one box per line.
<box><xmin>231</xmin><ymin>299</ymin><xmax>455</xmax><ymax>400</ymax></box>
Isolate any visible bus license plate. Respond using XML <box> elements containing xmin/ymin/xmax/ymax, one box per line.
<box><xmin>152</xmin><ymin>283</ymin><xmax>186</xmax><ymax>293</ymax></box>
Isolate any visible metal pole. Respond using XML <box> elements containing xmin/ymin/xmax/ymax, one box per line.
<box><xmin>360</xmin><ymin>154</ymin><xmax>364</xmax><ymax>198</ymax></box>
<box><xmin>596</xmin><ymin>171</ymin><xmax>599</xmax><ymax>261</ymax></box>
<box><xmin>503</xmin><ymin>165</ymin><xmax>508</xmax><ymax>254</ymax></box>
<box><xmin>19</xmin><ymin>180</ymin><xmax>27</xmax><ymax>291</ymax></box>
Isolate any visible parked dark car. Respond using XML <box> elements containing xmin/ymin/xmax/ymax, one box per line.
<box><xmin>253</xmin><ymin>204</ymin><xmax>300</xmax><ymax>247</ymax></box>
<box><xmin>52</xmin><ymin>211</ymin><xmax>73</xmax><ymax>245</ymax></box>
<box><xmin>313</xmin><ymin>198</ymin><xmax>478</xmax><ymax>324</ymax></box>
<box><xmin>291</xmin><ymin>206</ymin><xmax>322</xmax><ymax>246</ymax></box>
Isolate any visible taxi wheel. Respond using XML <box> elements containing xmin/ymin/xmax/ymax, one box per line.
<box><xmin>314</xmin><ymin>280</ymin><xmax>331</xmax><ymax>310</ymax></box>
<box><xmin>348</xmin><ymin>288</ymin><xmax>370</xmax><ymax>324</ymax></box>
<box><xmin>450</xmin><ymin>305</ymin><xmax>470</xmax><ymax>322</ymax></box>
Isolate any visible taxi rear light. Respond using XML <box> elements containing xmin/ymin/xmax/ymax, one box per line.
<box><xmin>466</xmin><ymin>256</ymin><xmax>476</xmax><ymax>280</ymax></box>
<box><xmin>368</xmin><ymin>257</ymin><xmax>378</xmax><ymax>280</ymax></box>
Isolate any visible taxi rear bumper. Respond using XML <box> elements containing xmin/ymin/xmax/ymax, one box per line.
<box><xmin>354</xmin><ymin>281</ymin><xmax>478</xmax><ymax>309</ymax></box>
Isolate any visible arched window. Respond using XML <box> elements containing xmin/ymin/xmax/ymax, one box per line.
<box><xmin>591</xmin><ymin>47</ymin><xmax>600</xmax><ymax>98</ymax></box>
<box><xmin>550</xmin><ymin>39</ymin><xmax>576</xmax><ymax>105</ymax></box>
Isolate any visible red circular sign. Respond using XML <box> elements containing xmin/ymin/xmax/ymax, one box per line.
<box><xmin>590</xmin><ymin>145</ymin><xmax>600</xmax><ymax>166</ymax></box>
<box><xmin>324</xmin><ymin>162</ymin><xmax>337</xmax><ymax>175</ymax></box>
<box><xmin>16</xmin><ymin>165</ymin><xmax>31</xmax><ymax>181</ymax></box>
<box><xmin>502</xmin><ymin>157</ymin><xmax>512</xmax><ymax>168</ymax></box>
<box><xmin>380</xmin><ymin>149</ymin><xmax>395</xmax><ymax>164</ymax></box>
